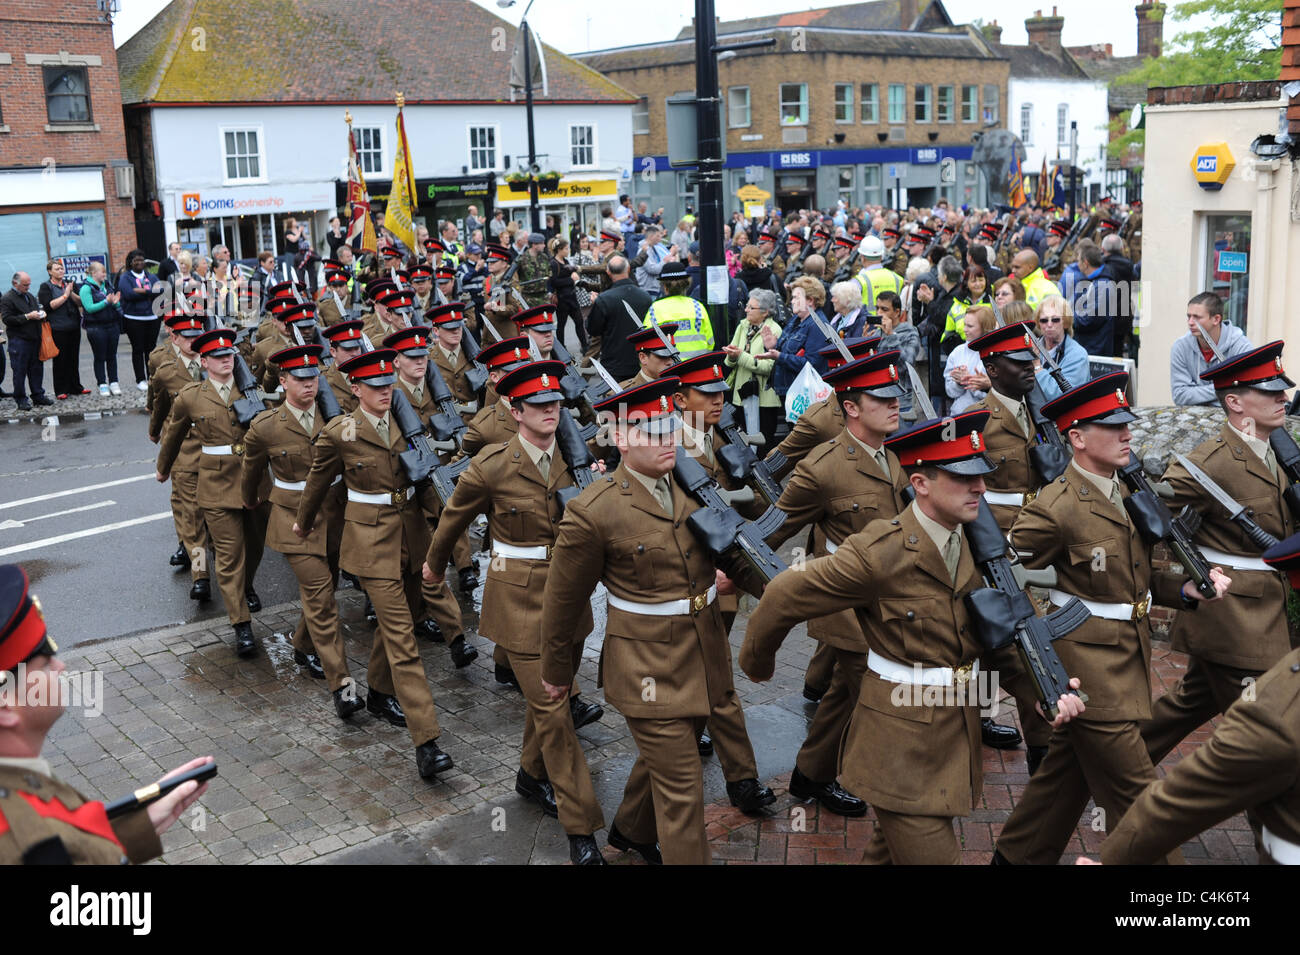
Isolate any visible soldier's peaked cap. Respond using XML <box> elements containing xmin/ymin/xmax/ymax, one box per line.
<box><xmin>970</xmin><ymin>321</ymin><xmax>1037</xmax><ymax>362</ymax></box>
<box><xmin>824</xmin><ymin>350</ymin><xmax>907</xmax><ymax>399</ymax></box>
<box><xmin>427</xmin><ymin>303</ymin><xmax>466</xmax><ymax>329</ymax></box>
<box><xmin>0</xmin><ymin>564</ymin><xmax>52</xmax><ymax>674</ymax></box>
<box><xmin>477</xmin><ymin>336</ymin><xmax>532</xmax><ymax>371</ymax></box>
<box><xmin>671</xmin><ymin>351</ymin><xmax>729</xmax><ymax>394</ymax></box>
<box><xmin>382</xmin><ymin>325</ymin><xmax>433</xmax><ymax>356</ymax></box>
<box><xmin>1262</xmin><ymin>531</ymin><xmax>1300</xmax><ymax>588</ymax></box>
<box><xmin>627</xmin><ymin>323</ymin><xmax>680</xmax><ymax>356</ymax></box>
<box><xmin>498</xmin><ymin>359</ymin><xmax>566</xmax><ymax>405</ymax></box>
<box><xmin>321</xmin><ymin>320</ymin><xmax>364</xmax><ymax>347</ymax></box>
<box><xmin>513</xmin><ymin>305</ymin><xmax>556</xmax><ymax>332</ymax></box>
<box><xmin>270</xmin><ymin>344</ymin><xmax>324</xmax><ymax>378</ymax></box>
<box><xmin>885</xmin><ymin>410</ymin><xmax>996</xmax><ymax>476</ymax></box>
<box><xmin>1200</xmin><ymin>340</ymin><xmax>1293</xmax><ymax>392</ymax></box>
<box><xmin>339</xmin><ymin>348</ymin><xmax>399</xmax><ymax>386</ymax></box>
<box><xmin>820</xmin><ymin>330</ymin><xmax>883</xmax><ymax>369</ymax></box>
<box><xmin>194</xmin><ymin>327</ymin><xmax>237</xmax><ymax>357</ymax></box>
<box><xmin>1042</xmin><ymin>371</ymin><xmax>1137</xmax><ymax>431</ymax></box>
<box><xmin>164</xmin><ymin>312</ymin><xmax>205</xmax><ymax>337</ymax></box>
<box><xmin>593</xmin><ymin>376</ymin><xmax>682</xmax><ymax>435</ymax></box>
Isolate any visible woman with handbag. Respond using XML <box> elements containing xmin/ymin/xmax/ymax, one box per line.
<box><xmin>79</xmin><ymin>260</ymin><xmax>123</xmax><ymax>396</ymax></box>
<box><xmin>722</xmin><ymin>289</ymin><xmax>783</xmax><ymax>449</ymax></box>
<box><xmin>39</xmin><ymin>259</ymin><xmax>89</xmax><ymax>398</ymax></box>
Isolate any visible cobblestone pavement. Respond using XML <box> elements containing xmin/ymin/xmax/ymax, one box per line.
<box><xmin>43</xmin><ymin>570</ymin><xmax>1248</xmax><ymax>865</ymax></box>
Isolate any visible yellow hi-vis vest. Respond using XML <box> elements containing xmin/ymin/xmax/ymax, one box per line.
<box><xmin>644</xmin><ymin>295</ymin><xmax>714</xmax><ymax>357</ymax></box>
<box><xmin>853</xmin><ymin>264</ymin><xmax>904</xmax><ymax>313</ymax></box>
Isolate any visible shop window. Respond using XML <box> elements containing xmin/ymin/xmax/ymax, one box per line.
<box><xmin>728</xmin><ymin>87</ymin><xmax>750</xmax><ymax>128</ymax></box>
<box><xmin>355</xmin><ymin>126</ymin><xmax>383</xmax><ymax>175</ymax></box>
<box><xmin>570</xmin><ymin>124</ymin><xmax>595</xmax><ymax>168</ymax></box>
<box><xmin>834</xmin><ymin>84</ymin><xmax>853</xmax><ymax>124</ymax></box>
<box><xmin>837</xmin><ymin>165</ymin><xmax>854</xmax><ymax>205</ymax></box>
<box><xmin>887</xmin><ymin>84</ymin><xmax>905</xmax><ymax>124</ymax></box>
<box><xmin>1203</xmin><ymin>213</ymin><xmax>1252</xmax><ymax>334</ymax></box>
<box><xmin>633</xmin><ymin>96</ymin><xmax>650</xmax><ymax>135</ymax></box>
<box><xmin>914</xmin><ymin>85</ymin><xmax>931</xmax><ymax>124</ymax></box>
<box><xmin>222</xmin><ymin>127</ymin><xmax>263</xmax><ymax>182</ymax></box>
<box><xmin>779</xmin><ymin>83</ymin><xmax>808</xmax><ymax>126</ymax></box>
<box><xmin>44</xmin><ymin>209</ymin><xmax>107</xmax><ymax>259</ymax></box>
<box><xmin>937</xmin><ymin>85</ymin><xmax>954</xmax><ymax>123</ymax></box>
<box><xmin>961</xmin><ymin>85</ymin><xmax>977</xmax><ymax>123</ymax></box>
<box><xmin>44</xmin><ymin>66</ymin><xmax>91</xmax><ymax>124</ymax></box>
<box><xmin>468</xmin><ymin>125</ymin><xmax>497</xmax><ymax>172</ymax></box>
<box><xmin>863</xmin><ymin>164</ymin><xmax>882</xmax><ymax>206</ymax></box>
<box><xmin>859</xmin><ymin>83</ymin><xmax>878</xmax><ymax>124</ymax></box>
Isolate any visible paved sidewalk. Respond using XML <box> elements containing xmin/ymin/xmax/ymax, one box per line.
<box><xmin>41</xmin><ymin>566</ymin><xmax>1251</xmax><ymax>865</ymax></box>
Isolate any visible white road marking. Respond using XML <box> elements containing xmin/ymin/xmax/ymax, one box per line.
<box><xmin>0</xmin><ymin>499</ymin><xmax>116</xmax><ymax>530</ymax></box>
<box><xmin>0</xmin><ymin>474</ymin><xmax>153</xmax><ymax>511</ymax></box>
<box><xmin>0</xmin><ymin>511</ymin><xmax>171</xmax><ymax>557</ymax></box>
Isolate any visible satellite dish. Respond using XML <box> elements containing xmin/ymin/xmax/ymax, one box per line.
<box><xmin>1129</xmin><ymin>103</ymin><xmax>1145</xmax><ymax>131</ymax></box>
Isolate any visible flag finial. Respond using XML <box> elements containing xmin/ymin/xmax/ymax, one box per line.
<box><xmin>395</xmin><ymin>91</ymin><xmax>405</xmax><ymax>109</ymax></box>
<box><xmin>344</xmin><ymin>109</ymin><xmax>353</xmax><ymax>125</ymax></box>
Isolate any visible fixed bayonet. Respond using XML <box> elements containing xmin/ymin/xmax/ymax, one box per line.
<box><xmin>808</xmin><ymin>312</ymin><xmax>854</xmax><ymax>365</ymax></box>
<box><xmin>1174</xmin><ymin>453</ymin><xmax>1280</xmax><ymax>551</ymax></box>
<box><xmin>905</xmin><ymin>362</ymin><xmax>937</xmax><ymax>420</ymax></box>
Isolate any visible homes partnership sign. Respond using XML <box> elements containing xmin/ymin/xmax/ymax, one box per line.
<box><xmin>172</xmin><ymin>182</ymin><xmax>335</xmax><ymax>220</ymax></box>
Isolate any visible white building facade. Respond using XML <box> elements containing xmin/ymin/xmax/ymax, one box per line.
<box><xmin>1008</xmin><ymin>75</ymin><xmax>1109</xmax><ymax>198</ymax></box>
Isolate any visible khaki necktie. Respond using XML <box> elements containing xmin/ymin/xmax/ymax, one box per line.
<box><xmin>1109</xmin><ymin>482</ymin><xmax>1127</xmax><ymax>515</ymax></box>
<box><xmin>1014</xmin><ymin>401</ymin><xmax>1030</xmax><ymax>437</ymax></box>
<box><xmin>537</xmin><ymin>451</ymin><xmax>551</xmax><ymax>483</ymax></box>
<box><xmin>1265</xmin><ymin>447</ymin><xmax>1279</xmax><ymax>480</ymax></box>
<box><xmin>943</xmin><ymin>530</ymin><xmax>961</xmax><ymax>584</ymax></box>
<box><xmin>375</xmin><ymin>416</ymin><xmax>390</xmax><ymax>446</ymax></box>
<box><xmin>300</xmin><ymin>408</ymin><xmax>315</xmax><ymax>435</ymax></box>
<box><xmin>701</xmin><ymin>432</ymin><xmax>715</xmax><ymax>466</ymax></box>
<box><xmin>653</xmin><ymin>477</ymin><xmax>673</xmax><ymax>515</ymax></box>
<box><xmin>412</xmin><ymin>384</ymin><xmax>424</xmax><ymax>406</ymax></box>
<box><xmin>872</xmin><ymin>448</ymin><xmax>890</xmax><ymax>479</ymax></box>
<box><xmin>217</xmin><ymin>382</ymin><xmax>231</xmax><ymax>406</ymax></box>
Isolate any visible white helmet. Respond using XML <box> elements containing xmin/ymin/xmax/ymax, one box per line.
<box><xmin>857</xmin><ymin>235</ymin><xmax>885</xmax><ymax>259</ymax></box>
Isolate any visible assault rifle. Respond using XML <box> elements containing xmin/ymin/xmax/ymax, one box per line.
<box><xmin>714</xmin><ymin>404</ymin><xmax>783</xmax><ymax>508</ymax></box>
<box><xmin>1044</xmin><ymin>215</ymin><xmax>1085</xmax><ymax>275</ymax></box>
<box><xmin>1117</xmin><ymin>452</ymin><xmax>1218</xmax><ymax>599</ymax></box>
<box><xmin>990</xmin><ymin>298</ymin><xmax>1072</xmax><ymax>483</ymax></box>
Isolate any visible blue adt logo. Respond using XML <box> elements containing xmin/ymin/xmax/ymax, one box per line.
<box><xmin>1196</xmin><ymin>155</ymin><xmax>1218</xmax><ymax>174</ymax></box>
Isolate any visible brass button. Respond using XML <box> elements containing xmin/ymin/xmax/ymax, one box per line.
<box><xmin>905</xmin><ymin>611</ymin><xmax>915</xmax><ymax>620</ymax></box>
<box><xmin>636</xmin><ymin>544</ymin><xmax>644</xmax><ymax>554</ymax></box>
<box><xmin>851</xmin><ymin>502</ymin><xmax>859</xmax><ymax>511</ymax></box>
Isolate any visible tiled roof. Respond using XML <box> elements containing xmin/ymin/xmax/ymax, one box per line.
<box><xmin>994</xmin><ymin>42</ymin><xmax>1090</xmax><ymax>81</ymax></box>
<box><xmin>672</xmin><ymin>0</ymin><xmax>952</xmax><ymax>38</ymax></box>
<box><xmin>118</xmin><ymin>0</ymin><xmax>635</xmax><ymax>106</ymax></box>
<box><xmin>1072</xmin><ymin>53</ymin><xmax>1149</xmax><ymax>111</ymax></box>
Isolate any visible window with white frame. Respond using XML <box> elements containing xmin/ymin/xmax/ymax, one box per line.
<box><xmin>354</xmin><ymin>126</ymin><xmax>383</xmax><ymax>175</ymax></box>
<box><xmin>633</xmin><ymin>96</ymin><xmax>650</xmax><ymax>135</ymax></box>
<box><xmin>222</xmin><ymin>128</ymin><xmax>263</xmax><ymax>182</ymax></box>
<box><xmin>982</xmin><ymin>84</ymin><xmax>999</xmax><ymax>124</ymax></box>
<box><xmin>914</xmin><ymin>85</ymin><xmax>932</xmax><ymax>123</ymax></box>
<box><xmin>1057</xmin><ymin>104</ymin><xmax>1069</xmax><ymax>146</ymax></box>
<box><xmin>1020</xmin><ymin>103</ymin><xmax>1033</xmax><ymax>145</ymax></box>
<box><xmin>860</xmin><ymin>83</ymin><xmax>878</xmax><ymax>123</ymax></box>
<box><xmin>728</xmin><ymin>86</ymin><xmax>750</xmax><ymax>128</ymax></box>
<box><xmin>961</xmin><ymin>85</ymin><xmax>977</xmax><ymax>122</ymax></box>
<box><xmin>834</xmin><ymin>83</ymin><xmax>853</xmax><ymax>124</ymax></box>
<box><xmin>570</xmin><ymin>124</ymin><xmax>595</xmax><ymax>168</ymax></box>
<box><xmin>937</xmin><ymin>85</ymin><xmax>954</xmax><ymax>123</ymax></box>
<box><xmin>468</xmin><ymin>125</ymin><xmax>497</xmax><ymax>172</ymax></box>
<box><xmin>779</xmin><ymin>83</ymin><xmax>808</xmax><ymax>125</ymax></box>
<box><xmin>887</xmin><ymin>84</ymin><xmax>905</xmax><ymax>124</ymax></box>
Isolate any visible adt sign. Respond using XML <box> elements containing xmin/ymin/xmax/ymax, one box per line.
<box><xmin>1196</xmin><ymin>156</ymin><xmax>1217</xmax><ymax>174</ymax></box>
<box><xmin>1190</xmin><ymin>142</ymin><xmax>1234</xmax><ymax>190</ymax></box>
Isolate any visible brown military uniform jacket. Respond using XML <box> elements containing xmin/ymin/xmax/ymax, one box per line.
<box><xmin>241</xmin><ymin>405</ymin><xmax>340</xmax><ymax>556</ymax></box>
<box><xmin>741</xmin><ymin>506</ymin><xmax>984</xmax><ymax>816</ymax></box>
<box><xmin>968</xmin><ymin>391</ymin><xmax>1039</xmax><ymax>532</ymax></box>
<box><xmin>145</xmin><ymin>342</ymin><xmax>174</xmax><ymax>416</ymax></box>
<box><xmin>618</xmin><ymin>369</ymin><xmax>655</xmax><ymax>391</ymax></box>
<box><xmin>1010</xmin><ymin>468</ymin><xmax>1192</xmax><ymax>722</ymax></box>
<box><xmin>157</xmin><ymin>379</ymin><xmax>268</xmax><ymax>510</ymax></box>
<box><xmin>249</xmin><ymin>327</ymin><xmax>290</xmax><ymax>390</ymax></box>
<box><xmin>541</xmin><ymin>462</ymin><xmax>758</xmax><ymax>718</ymax></box>
<box><xmin>1101</xmin><ymin>647</ymin><xmax>1300</xmax><ymax>864</ymax></box>
<box><xmin>324</xmin><ymin>363</ymin><xmax>358</xmax><ymax>414</ymax></box>
<box><xmin>0</xmin><ymin>764</ymin><xmax>162</xmax><ymax>865</ymax></box>
<box><xmin>769</xmin><ymin>432</ymin><xmax>907</xmax><ymax>650</ymax></box>
<box><xmin>431</xmin><ymin>345</ymin><xmax>477</xmax><ymax>415</ymax></box>
<box><xmin>428</xmin><ymin>436</ymin><xmax>592</xmax><ymax>653</ymax></box>
<box><xmin>1161</xmin><ymin>424</ymin><xmax>1294</xmax><ymax>670</ymax></box>
<box><xmin>296</xmin><ymin>409</ymin><xmax>437</xmax><ymax>580</ymax></box>
<box><xmin>148</xmin><ymin>351</ymin><xmax>204</xmax><ymax>474</ymax></box>
<box><xmin>361</xmin><ymin>312</ymin><xmax>408</xmax><ymax>348</ymax></box>
<box><xmin>316</xmin><ymin>294</ymin><xmax>348</xmax><ymax>327</ymax></box>
<box><xmin>771</xmin><ymin>397</ymin><xmax>845</xmax><ymax>480</ymax></box>
<box><xmin>463</xmin><ymin>399</ymin><xmax>517</xmax><ymax>456</ymax></box>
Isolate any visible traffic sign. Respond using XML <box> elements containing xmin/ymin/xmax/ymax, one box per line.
<box><xmin>737</xmin><ymin>184</ymin><xmax>772</xmax><ymax>202</ymax></box>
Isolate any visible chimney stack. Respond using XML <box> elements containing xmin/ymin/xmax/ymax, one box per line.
<box><xmin>1284</xmin><ymin>0</ymin><xmax>1300</xmax><ymax>138</ymax></box>
<box><xmin>983</xmin><ymin>19</ymin><xmax>1003</xmax><ymax>45</ymax></box>
<box><xmin>899</xmin><ymin>0</ymin><xmax>918</xmax><ymax>30</ymax></box>
<box><xmin>1135</xmin><ymin>3</ymin><xmax>1166</xmax><ymax>59</ymax></box>
<box><xmin>1025</xmin><ymin>7</ymin><xmax>1065</xmax><ymax>57</ymax></box>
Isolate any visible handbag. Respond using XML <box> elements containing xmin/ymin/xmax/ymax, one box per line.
<box><xmin>39</xmin><ymin>320</ymin><xmax>59</xmax><ymax>361</ymax></box>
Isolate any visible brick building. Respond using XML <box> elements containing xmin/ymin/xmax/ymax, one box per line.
<box><xmin>574</xmin><ymin>0</ymin><xmax>1008</xmax><ymax>220</ymax></box>
<box><xmin>0</xmin><ymin>0</ymin><xmax>136</xmax><ymax>283</ymax></box>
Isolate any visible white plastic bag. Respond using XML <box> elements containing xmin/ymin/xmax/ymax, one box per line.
<box><xmin>784</xmin><ymin>362</ymin><xmax>832</xmax><ymax>423</ymax></box>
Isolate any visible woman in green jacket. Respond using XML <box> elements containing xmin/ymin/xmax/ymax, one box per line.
<box><xmin>722</xmin><ymin>287</ymin><xmax>783</xmax><ymax>449</ymax></box>
<box><xmin>78</xmin><ymin>260</ymin><xmax>122</xmax><ymax>395</ymax></box>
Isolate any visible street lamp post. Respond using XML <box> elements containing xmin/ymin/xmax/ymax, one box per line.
<box><xmin>500</xmin><ymin>0</ymin><xmax>542</xmax><ymax>233</ymax></box>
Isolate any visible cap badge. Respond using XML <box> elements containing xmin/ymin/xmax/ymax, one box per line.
<box><xmin>713</xmin><ymin>365</ymin><xmax>722</xmax><ymax>379</ymax></box>
<box><xmin>512</xmin><ymin>347</ymin><xmax>522</xmax><ymax>360</ymax></box>
<box><xmin>970</xmin><ymin>432</ymin><xmax>981</xmax><ymax>451</ymax></box>
<box><xmin>1276</xmin><ymin>357</ymin><xmax>1284</xmax><ymax>372</ymax></box>
<box><xmin>659</xmin><ymin>396</ymin><xmax>668</xmax><ymax>412</ymax></box>
<box><xmin>1115</xmin><ymin>388</ymin><xmax>1126</xmax><ymax>406</ymax></box>
<box><xmin>379</xmin><ymin>360</ymin><xmax>387</xmax><ymax>372</ymax></box>
<box><xmin>540</xmin><ymin>373</ymin><xmax>550</xmax><ymax>388</ymax></box>
<box><xmin>889</xmin><ymin>365</ymin><xmax>898</xmax><ymax>381</ymax></box>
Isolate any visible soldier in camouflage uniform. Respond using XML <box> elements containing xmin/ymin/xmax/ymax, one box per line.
<box><xmin>516</xmin><ymin>233</ymin><xmax>555</xmax><ymax>309</ymax></box>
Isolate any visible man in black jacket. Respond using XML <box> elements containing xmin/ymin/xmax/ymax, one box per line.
<box><xmin>1</xmin><ymin>272</ymin><xmax>53</xmax><ymax>410</ymax></box>
<box><xmin>1099</xmin><ymin>233</ymin><xmax>1136</xmax><ymax>358</ymax></box>
<box><xmin>156</xmin><ymin>242</ymin><xmax>182</xmax><ymax>284</ymax></box>
<box><xmin>584</xmin><ymin>255</ymin><xmax>653</xmax><ymax>381</ymax></box>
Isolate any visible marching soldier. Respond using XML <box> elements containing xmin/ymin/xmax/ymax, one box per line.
<box><xmin>256</xmin><ymin>301</ymin><xmax>324</xmax><ymax>393</ymax></box>
<box><xmin>670</xmin><ymin>351</ymin><xmax>776</xmax><ymax>813</ymax></box>
<box><xmin>482</xmin><ymin>243</ymin><xmax>524</xmax><ymax>342</ymax></box>
<box><xmin>435</xmin><ymin>265</ymin><xmax>480</xmax><ymax>334</ymax></box>
<box><xmin>149</xmin><ymin>311</ymin><xmax>214</xmax><ymax>603</ymax></box>
<box><xmin>964</xmin><ymin>320</ymin><xmax>1060</xmax><ymax>763</ymax></box>
<box><xmin>382</xmin><ymin>325</ymin><xmax>477</xmax><ymax>667</ymax></box>
<box><xmin>240</xmin><ymin>344</ymin><xmax>364</xmax><ymax>719</ymax></box>
<box><xmin>540</xmin><ymin>377</ymin><xmax>765</xmax><ymax>864</ymax></box>
<box><xmin>156</xmin><ymin>327</ymin><xmax>270</xmax><ymax>657</ymax></box>
<box><xmin>1142</xmin><ymin>344</ymin><xmax>1296</xmax><ymax>780</ymax></box>
<box><xmin>618</xmin><ymin>324</ymin><xmax>681</xmax><ymax>390</ymax></box>
<box><xmin>410</xmin><ymin>264</ymin><xmax>437</xmax><ymax>314</ymax></box>
<box><xmin>513</xmin><ymin>305</ymin><xmax>559</xmax><ymax>360</ymax></box>
<box><xmin>0</xmin><ymin>564</ymin><xmax>212</xmax><ymax>864</ymax></box>
<box><xmin>293</xmin><ymin>347</ymin><xmax>456</xmax><ymax>780</ymax></box>
<box><xmin>756</xmin><ymin>229</ymin><xmax>784</xmax><ymax>280</ymax></box>
<box><xmin>882</xmin><ymin>226</ymin><xmax>908</xmax><ymax>277</ymax></box>
<box><xmin>424</xmin><ymin>360</ymin><xmax>607</xmax><ymax>864</ymax></box>
<box><xmin>759</xmin><ymin>351</ymin><xmax>910</xmax><ymax>817</ymax></box>
<box><xmin>462</xmin><ymin>336</ymin><xmax>531</xmax><ymax>456</ymax></box>
<box><xmin>316</xmin><ymin>259</ymin><xmax>356</xmax><ymax>326</ymax></box>
<box><xmin>515</xmin><ymin>233</ymin><xmax>554</xmax><ymax>309</ymax></box>
<box><xmin>992</xmin><ymin>373</ymin><xmax>1230</xmax><ymax>865</ymax></box>
<box><xmin>362</xmin><ymin>288</ymin><xmax>414</xmax><ymax>345</ymax></box>
<box><xmin>320</xmin><ymin>320</ymin><xmax>364</xmax><ymax>414</ymax></box>
<box><xmin>742</xmin><ymin>410</ymin><xmax>1087</xmax><ymax>863</ymax></box>
<box><xmin>574</xmin><ymin>229</ymin><xmax>622</xmax><ymax>299</ymax></box>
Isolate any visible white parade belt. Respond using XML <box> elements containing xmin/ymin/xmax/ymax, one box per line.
<box><xmin>1262</xmin><ymin>825</ymin><xmax>1300</xmax><ymax>865</ymax></box>
<box><xmin>983</xmin><ymin>490</ymin><xmax>1025</xmax><ymax>507</ymax></box>
<box><xmin>348</xmin><ymin>486</ymin><xmax>415</xmax><ymax>506</ymax></box>
<box><xmin>273</xmin><ymin>474</ymin><xmax>341</xmax><ymax>492</ymax></box>
<box><xmin>867</xmin><ymin>648</ymin><xmax>978</xmax><ymax>686</ymax></box>
<box><xmin>1196</xmin><ymin>546</ymin><xmax>1271</xmax><ymax>573</ymax></box>
<box><xmin>824</xmin><ymin>540</ymin><xmax>839</xmax><ymax>554</ymax></box>
<box><xmin>607</xmin><ymin>585</ymin><xmax>718</xmax><ymax>617</ymax></box>
<box><xmin>202</xmin><ymin>444</ymin><xmax>242</xmax><ymax>455</ymax></box>
<box><xmin>1049</xmin><ymin>589</ymin><xmax>1151</xmax><ymax>621</ymax></box>
<box><xmin>491</xmin><ymin>539</ymin><xmax>549</xmax><ymax>560</ymax></box>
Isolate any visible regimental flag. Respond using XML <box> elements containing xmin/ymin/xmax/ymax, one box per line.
<box><xmin>1051</xmin><ymin>156</ymin><xmax>1068</xmax><ymax>213</ymax></box>
<box><xmin>346</xmin><ymin>119</ymin><xmax>377</xmax><ymax>254</ymax></box>
<box><xmin>1008</xmin><ymin>148</ymin><xmax>1028</xmax><ymax>209</ymax></box>
<box><xmin>384</xmin><ymin>102</ymin><xmax>418</xmax><ymax>253</ymax></box>
<box><xmin>1036</xmin><ymin>156</ymin><xmax>1050</xmax><ymax>206</ymax></box>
